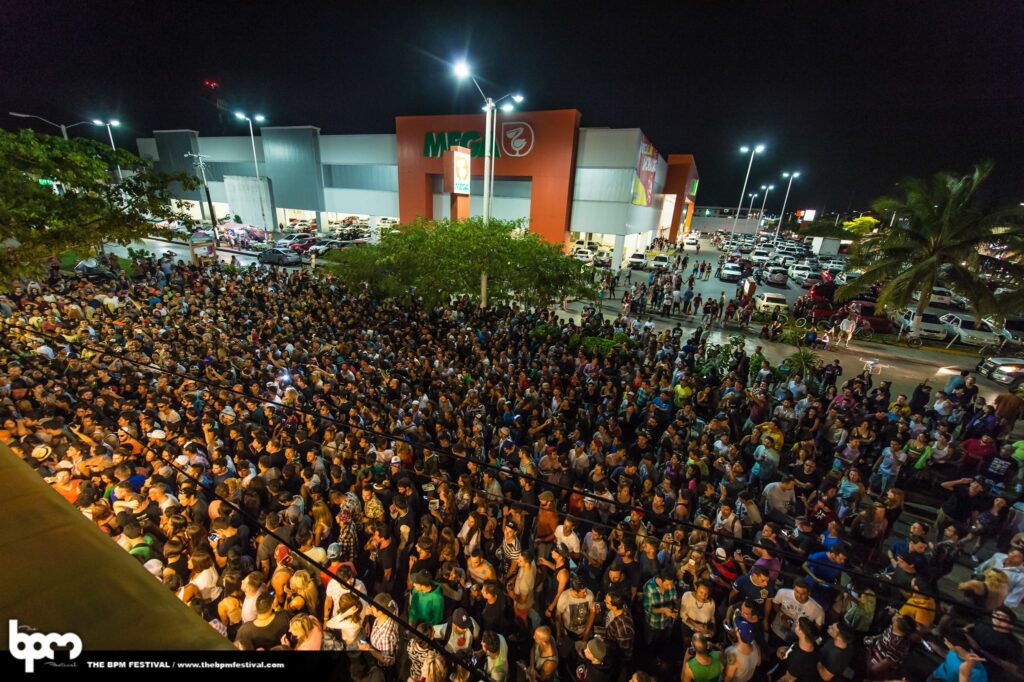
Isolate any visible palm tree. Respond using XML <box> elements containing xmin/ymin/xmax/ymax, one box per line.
<box><xmin>805</xmin><ymin>162</ymin><xmax>1024</xmax><ymax>335</ymax></box>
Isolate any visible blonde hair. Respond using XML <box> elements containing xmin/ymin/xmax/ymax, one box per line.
<box><xmin>289</xmin><ymin>613</ymin><xmax>318</xmax><ymax>643</ymax></box>
<box><xmin>289</xmin><ymin>570</ymin><xmax>319</xmax><ymax>608</ymax></box>
<box><xmin>311</xmin><ymin>501</ymin><xmax>333</xmax><ymax>530</ymax></box>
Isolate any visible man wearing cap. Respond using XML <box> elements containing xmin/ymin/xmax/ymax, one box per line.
<box><xmin>573</xmin><ymin>637</ymin><xmax>614</xmax><ymax>682</ymax></box>
<box><xmin>432</xmin><ymin>607</ymin><xmax>480</xmax><ymax>655</ymax></box>
<box><xmin>723</xmin><ymin>618</ymin><xmax>761</xmax><ymax>682</ymax></box>
<box><xmin>555</xmin><ymin>573</ymin><xmax>597</xmax><ymax>648</ymax></box>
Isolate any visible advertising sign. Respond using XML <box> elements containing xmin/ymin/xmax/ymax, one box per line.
<box><xmin>631</xmin><ymin>135</ymin><xmax>659</xmax><ymax>206</ymax></box>
<box><xmin>442</xmin><ymin>146</ymin><xmax>471</xmax><ymax>195</ymax></box>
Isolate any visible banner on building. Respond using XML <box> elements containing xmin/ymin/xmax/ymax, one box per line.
<box><xmin>631</xmin><ymin>135</ymin><xmax>659</xmax><ymax>206</ymax></box>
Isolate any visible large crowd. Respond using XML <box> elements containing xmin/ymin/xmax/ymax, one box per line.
<box><xmin>3</xmin><ymin>248</ymin><xmax>1024</xmax><ymax>682</ymax></box>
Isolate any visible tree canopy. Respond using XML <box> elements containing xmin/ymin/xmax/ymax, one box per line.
<box><xmin>322</xmin><ymin>216</ymin><xmax>596</xmax><ymax>308</ymax></box>
<box><xmin>803</xmin><ymin>162</ymin><xmax>1024</xmax><ymax>327</ymax></box>
<box><xmin>0</xmin><ymin>129</ymin><xmax>196</xmax><ymax>281</ymax></box>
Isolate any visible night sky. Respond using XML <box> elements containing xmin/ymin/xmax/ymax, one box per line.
<box><xmin>2</xmin><ymin>0</ymin><xmax>1022</xmax><ymax>211</ymax></box>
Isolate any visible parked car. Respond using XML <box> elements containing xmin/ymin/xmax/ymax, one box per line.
<box><xmin>625</xmin><ymin>253</ymin><xmax>648</xmax><ymax>269</ymax></box>
<box><xmin>912</xmin><ymin>286</ymin><xmax>956</xmax><ymax>307</ymax></box>
<box><xmin>684</xmin><ymin>234</ymin><xmax>700</xmax><ymax>246</ymax></box>
<box><xmin>275</xmin><ymin>233</ymin><xmax>315</xmax><ymax>248</ymax></box>
<box><xmin>719</xmin><ymin>263</ymin><xmax>744</xmax><ymax>282</ymax></box>
<box><xmin>982</xmin><ymin>316</ymin><xmax>1024</xmax><ymax>343</ymax></box>
<box><xmin>801</xmin><ymin>271</ymin><xmax>823</xmax><ymax>289</ymax></box>
<box><xmin>765</xmin><ymin>266</ymin><xmax>789</xmax><ymax>286</ymax></box>
<box><xmin>846</xmin><ymin>301</ymin><xmax>895</xmax><ymax>334</ymax></box>
<box><xmin>73</xmin><ymin>258</ymin><xmax>116</xmax><ymax>281</ymax></box>
<box><xmin>940</xmin><ymin>313</ymin><xmax>1001</xmax><ymax>346</ymax></box>
<box><xmin>751</xmin><ymin>249</ymin><xmax>772</xmax><ymax>264</ymax></box>
<box><xmin>892</xmin><ymin>308</ymin><xmax>949</xmax><ymax>340</ymax></box>
<box><xmin>836</xmin><ymin>270</ymin><xmax>862</xmax><ymax>285</ymax></box>
<box><xmin>650</xmin><ymin>254</ymin><xmax>671</xmax><ymax>270</ymax></box>
<box><xmin>592</xmin><ymin>251</ymin><xmax>613</xmax><ymax>268</ymax></box>
<box><xmin>976</xmin><ymin>357</ymin><xmax>1024</xmax><ymax>390</ymax></box>
<box><xmin>258</xmin><ymin>248</ymin><xmax>302</xmax><ymax>266</ymax></box>
<box><xmin>574</xmin><ymin>248</ymin><xmax>594</xmax><ymax>263</ymax></box>
<box><xmin>754</xmin><ymin>292</ymin><xmax>790</xmax><ymax>313</ymax></box>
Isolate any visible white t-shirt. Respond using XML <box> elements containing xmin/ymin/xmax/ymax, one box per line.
<box><xmin>190</xmin><ymin>566</ymin><xmax>222</xmax><ymax>601</ymax></box>
<box><xmin>680</xmin><ymin>591</ymin><xmax>715</xmax><ymax>628</ymax></box>
<box><xmin>325</xmin><ymin>577</ymin><xmax>368</xmax><ymax>619</ymax></box>
<box><xmin>556</xmin><ymin>589</ymin><xmax>595</xmax><ymax>635</ymax></box>
<box><xmin>770</xmin><ymin>589</ymin><xmax>824</xmax><ymax>639</ymax></box>
<box><xmin>553</xmin><ymin>525</ymin><xmax>581</xmax><ymax>557</ymax></box>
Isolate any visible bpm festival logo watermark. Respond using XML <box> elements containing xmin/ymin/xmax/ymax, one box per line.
<box><xmin>9</xmin><ymin>620</ymin><xmax>82</xmax><ymax>672</ymax></box>
<box><xmin>500</xmin><ymin>122</ymin><xmax>535</xmax><ymax>157</ymax></box>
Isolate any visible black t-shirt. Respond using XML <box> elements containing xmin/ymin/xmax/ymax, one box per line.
<box><xmin>940</xmin><ymin>485</ymin><xmax>986</xmax><ymax>522</ymax></box>
<box><xmin>732</xmin><ymin>575</ymin><xmax>773</xmax><ymax>607</ymax></box>
<box><xmin>784</xmin><ymin>644</ymin><xmax>820</xmax><ymax>682</ymax></box>
<box><xmin>375</xmin><ymin>540</ymin><xmax>398</xmax><ymax>577</ymax></box>
<box><xmin>234</xmin><ymin>612</ymin><xmax>290</xmax><ymax>650</ymax></box>
<box><xmin>819</xmin><ymin>640</ymin><xmax>854</xmax><ymax>677</ymax></box>
<box><xmin>971</xmin><ymin>620</ymin><xmax>1019</xmax><ymax>662</ymax></box>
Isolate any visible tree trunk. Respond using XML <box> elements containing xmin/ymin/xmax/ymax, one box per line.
<box><xmin>912</xmin><ymin>289</ymin><xmax>931</xmax><ymax>336</ymax></box>
<box><xmin>480</xmin><ymin>271</ymin><xmax>488</xmax><ymax>309</ymax></box>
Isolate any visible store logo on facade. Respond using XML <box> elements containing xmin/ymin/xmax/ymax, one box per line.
<box><xmin>501</xmin><ymin>122</ymin><xmax>535</xmax><ymax>157</ymax></box>
<box><xmin>9</xmin><ymin>620</ymin><xmax>82</xmax><ymax>673</ymax></box>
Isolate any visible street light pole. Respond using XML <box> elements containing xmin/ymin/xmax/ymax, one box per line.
<box><xmin>747</xmin><ymin>192</ymin><xmax>759</xmax><ymax>220</ymax></box>
<box><xmin>92</xmin><ymin>119</ymin><xmax>123</xmax><ymax>182</ymax></box>
<box><xmin>8</xmin><ymin>111</ymin><xmax>94</xmax><ymax>140</ymax></box>
<box><xmin>482</xmin><ymin>99</ymin><xmax>494</xmax><ymax>222</ymax></box>
<box><xmin>731</xmin><ymin>144</ymin><xmax>764</xmax><ymax>236</ymax></box>
<box><xmin>774</xmin><ymin>171</ymin><xmax>800</xmax><ymax>243</ymax></box>
<box><xmin>758</xmin><ymin>185</ymin><xmax>774</xmax><ymax>224</ymax></box>
<box><xmin>184</xmin><ymin>152</ymin><xmax>220</xmax><ymax>254</ymax></box>
<box><xmin>235</xmin><ymin>112</ymin><xmax>269</xmax><ymax>231</ymax></box>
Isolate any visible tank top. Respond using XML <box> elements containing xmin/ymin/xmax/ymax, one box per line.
<box><xmin>724</xmin><ymin>644</ymin><xmax>759</xmax><ymax>682</ymax></box>
<box><xmin>532</xmin><ymin>644</ymin><xmax>559</xmax><ymax>680</ymax></box>
<box><xmin>687</xmin><ymin>651</ymin><xmax>723</xmax><ymax>682</ymax></box>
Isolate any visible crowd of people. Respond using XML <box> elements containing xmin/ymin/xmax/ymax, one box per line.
<box><xmin>3</xmin><ymin>248</ymin><xmax>1024</xmax><ymax>682</ymax></box>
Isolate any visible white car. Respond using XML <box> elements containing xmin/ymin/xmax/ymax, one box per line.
<box><xmin>788</xmin><ymin>265</ymin><xmax>813</xmax><ymax>283</ymax></box>
<box><xmin>764</xmin><ymin>266</ymin><xmax>789</xmax><ymax>286</ymax></box>
<box><xmin>650</xmin><ymin>254</ymin><xmax>671</xmax><ymax>270</ymax></box>
<box><xmin>754</xmin><ymin>292</ymin><xmax>790</xmax><ymax>313</ymax></box>
<box><xmin>912</xmin><ymin>286</ymin><xmax>955</xmax><ymax>306</ymax></box>
<box><xmin>625</xmin><ymin>253</ymin><xmax>648</xmax><ymax>269</ymax></box>
<box><xmin>574</xmin><ymin>248</ymin><xmax>594</xmax><ymax>263</ymax></box>
<box><xmin>683</xmin><ymin>235</ymin><xmax>700</xmax><ymax>246</ymax></box>
<box><xmin>751</xmin><ymin>249</ymin><xmax>772</xmax><ymax>264</ymax></box>
<box><xmin>719</xmin><ymin>263</ymin><xmax>744</xmax><ymax>282</ymax></box>
<box><xmin>892</xmin><ymin>308</ymin><xmax>948</xmax><ymax>340</ymax></box>
<box><xmin>983</xmin><ymin>316</ymin><xmax>1024</xmax><ymax>343</ymax></box>
<box><xmin>836</xmin><ymin>270</ymin><xmax>862</xmax><ymax>285</ymax></box>
<box><xmin>275</xmin><ymin>233</ymin><xmax>314</xmax><ymax>248</ymax></box>
<box><xmin>940</xmin><ymin>313</ymin><xmax>1002</xmax><ymax>346</ymax></box>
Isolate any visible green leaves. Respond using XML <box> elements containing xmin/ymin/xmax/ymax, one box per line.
<box><xmin>322</xmin><ymin>216</ymin><xmax>596</xmax><ymax>308</ymax></box>
<box><xmin>0</xmin><ymin>129</ymin><xmax>197</xmax><ymax>281</ymax></box>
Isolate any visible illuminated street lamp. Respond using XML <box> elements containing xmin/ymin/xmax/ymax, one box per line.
<box><xmin>234</xmin><ymin>112</ymin><xmax>268</xmax><ymax>230</ymax></box>
<box><xmin>731</xmin><ymin>144</ymin><xmax>765</xmax><ymax>235</ymax></box>
<box><xmin>759</xmin><ymin>184</ymin><xmax>775</xmax><ymax>223</ymax></box>
<box><xmin>774</xmin><ymin>171</ymin><xmax>801</xmax><ymax>241</ymax></box>
<box><xmin>747</xmin><ymin>192</ymin><xmax>759</xmax><ymax>219</ymax></box>
<box><xmin>92</xmin><ymin>119</ymin><xmax>123</xmax><ymax>182</ymax></box>
<box><xmin>452</xmin><ymin>59</ymin><xmax>523</xmax><ymax>223</ymax></box>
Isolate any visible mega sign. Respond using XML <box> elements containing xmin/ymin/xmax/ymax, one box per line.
<box><xmin>423</xmin><ymin>122</ymin><xmax>536</xmax><ymax>158</ymax></box>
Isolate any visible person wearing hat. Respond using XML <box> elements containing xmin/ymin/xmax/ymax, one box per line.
<box><xmin>574</xmin><ymin>637</ymin><xmax>613</xmax><ymax>682</ymax></box>
<box><xmin>432</xmin><ymin>606</ymin><xmax>479</xmax><ymax>655</ymax></box>
<box><xmin>408</xmin><ymin>569</ymin><xmax>444</xmax><ymax>626</ymax></box>
<box><xmin>554</xmin><ymin>572</ymin><xmax>597</xmax><ymax>652</ymax></box>
<box><xmin>722</xmin><ymin>617</ymin><xmax>761</xmax><ymax>682</ymax></box>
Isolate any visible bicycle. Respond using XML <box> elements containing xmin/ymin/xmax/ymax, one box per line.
<box><xmin>895</xmin><ymin>327</ymin><xmax>924</xmax><ymax>348</ymax></box>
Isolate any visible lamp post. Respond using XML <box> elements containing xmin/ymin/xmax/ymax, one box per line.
<box><xmin>8</xmin><ymin>111</ymin><xmax>93</xmax><ymax>140</ymax></box>
<box><xmin>452</xmin><ymin>60</ymin><xmax>523</xmax><ymax>224</ymax></box>
<box><xmin>234</xmin><ymin>112</ymin><xmax>268</xmax><ymax>231</ymax></box>
<box><xmin>184</xmin><ymin>152</ymin><xmax>220</xmax><ymax>254</ymax></box>
<box><xmin>774</xmin><ymin>171</ymin><xmax>800</xmax><ymax>242</ymax></box>
<box><xmin>747</xmin><ymin>192</ymin><xmax>759</xmax><ymax>220</ymax></box>
<box><xmin>758</xmin><ymin>184</ymin><xmax>774</xmax><ymax>224</ymax></box>
<box><xmin>731</xmin><ymin>144</ymin><xmax>765</xmax><ymax>236</ymax></box>
<box><xmin>92</xmin><ymin>119</ymin><xmax>123</xmax><ymax>182</ymax></box>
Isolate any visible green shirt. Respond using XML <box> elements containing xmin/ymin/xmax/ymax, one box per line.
<box><xmin>687</xmin><ymin>651</ymin><xmax>723</xmax><ymax>682</ymax></box>
<box><xmin>409</xmin><ymin>583</ymin><xmax>444</xmax><ymax>626</ymax></box>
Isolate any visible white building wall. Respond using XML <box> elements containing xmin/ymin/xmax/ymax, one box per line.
<box><xmin>319</xmin><ymin>134</ymin><xmax>397</xmax><ymax>164</ymax></box>
<box><xmin>324</xmin><ymin>188</ymin><xmax>399</xmax><ymax>216</ymax></box>
<box><xmin>198</xmin><ymin>136</ymin><xmax>263</xmax><ymax>162</ymax></box>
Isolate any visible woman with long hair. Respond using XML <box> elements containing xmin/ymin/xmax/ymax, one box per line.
<box><xmin>310</xmin><ymin>500</ymin><xmax>334</xmax><ymax>547</ymax></box>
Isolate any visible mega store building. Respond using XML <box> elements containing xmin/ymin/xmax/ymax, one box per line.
<box><xmin>137</xmin><ymin>109</ymin><xmax>699</xmax><ymax>268</ymax></box>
